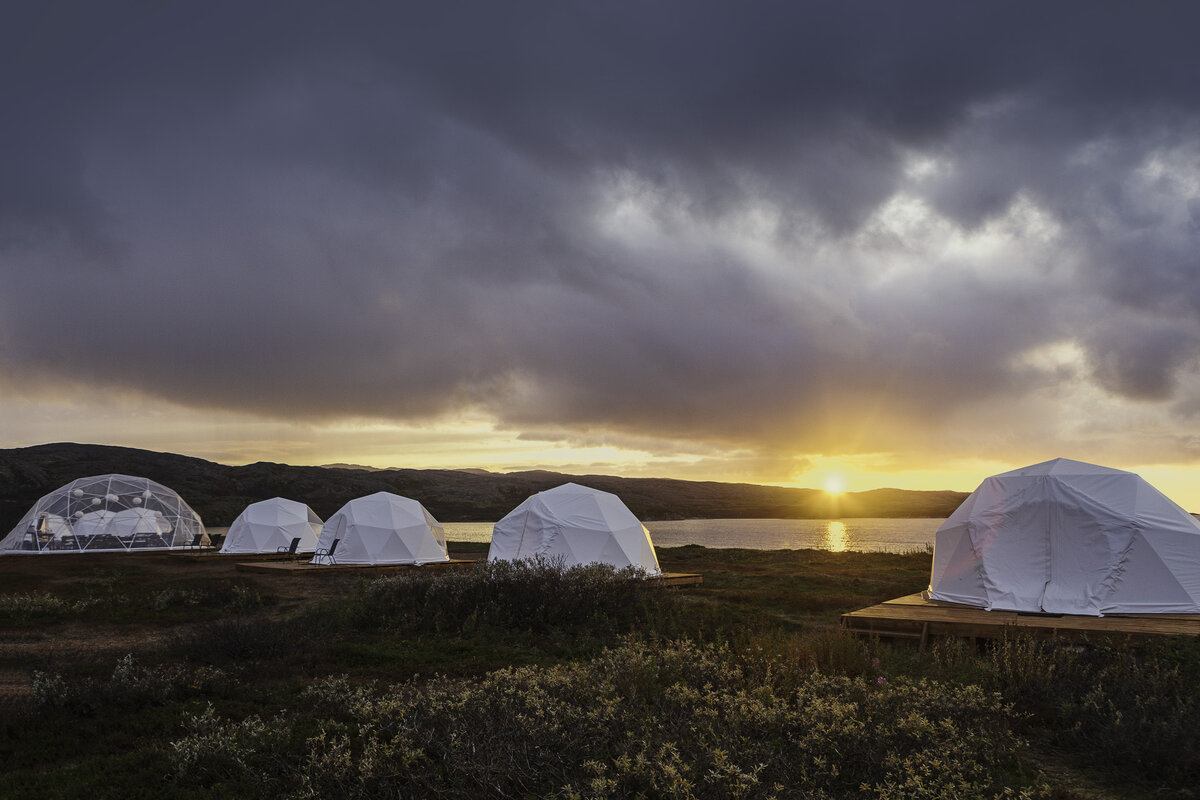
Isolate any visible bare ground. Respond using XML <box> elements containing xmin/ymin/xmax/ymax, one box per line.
<box><xmin>0</xmin><ymin>549</ymin><xmax>473</xmax><ymax>709</ymax></box>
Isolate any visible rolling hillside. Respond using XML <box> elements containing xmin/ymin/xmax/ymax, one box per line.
<box><xmin>0</xmin><ymin>443</ymin><xmax>968</xmax><ymax>531</ymax></box>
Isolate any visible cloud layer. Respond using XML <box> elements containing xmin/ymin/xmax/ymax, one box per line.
<box><xmin>4</xmin><ymin>2</ymin><xmax>1200</xmax><ymax>474</ymax></box>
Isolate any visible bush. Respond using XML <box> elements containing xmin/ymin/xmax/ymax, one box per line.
<box><xmin>150</xmin><ymin>581</ymin><xmax>265</xmax><ymax>612</ymax></box>
<box><xmin>150</xmin><ymin>587</ymin><xmax>206</xmax><ymax>611</ymax></box>
<box><xmin>29</xmin><ymin>654</ymin><xmax>229</xmax><ymax>714</ymax></box>
<box><xmin>29</xmin><ymin>670</ymin><xmax>70</xmax><ymax>708</ymax></box>
<box><xmin>930</xmin><ymin>630</ymin><xmax>1200</xmax><ymax>786</ymax></box>
<box><xmin>170</xmin><ymin>613</ymin><xmax>312</xmax><ymax>666</ymax></box>
<box><xmin>171</xmin><ymin>703</ymin><xmax>293</xmax><ymax>787</ymax></box>
<box><xmin>0</xmin><ymin>592</ymin><xmax>103</xmax><ymax>621</ymax></box>
<box><xmin>170</xmin><ymin>638</ymin><xmax>1045</xmax><ymax>799</ymax></box>
<box><xmin>347</xmin><ymin>558</ymin><xmax>678</xmax><ymax>637</ymax></box>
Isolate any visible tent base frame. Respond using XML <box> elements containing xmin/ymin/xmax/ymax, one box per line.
<box><xmin>234</xmin><ymin>559</ymin><xmax>702</xmax><ymax>585</ymax></box>
<box><xmin>842</xmin><ymin>592</ymin><xmax>1200</xmax><ymax>647</ymax></box>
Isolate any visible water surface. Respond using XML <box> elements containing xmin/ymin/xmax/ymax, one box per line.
<box><xmin>440</xmin><ymin>518</ymin><xmax>942</xmax><ymax>553</ymax></box>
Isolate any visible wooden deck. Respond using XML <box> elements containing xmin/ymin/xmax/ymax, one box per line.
<box><xmin>236</xmin><ymin>559</ymin><xmax>478</xmax><ymax>576</ymax></box>
<box><xmin>842</xmin><ymin>593</ymin><xmax>1200</xmax><ymax>647</ymax></box>
<box><xmin>169</xmin><ymin>550</ymin><xmax>307</xmax><ymax>562</ymax></box>
<box><xmin>235</xmin><ymin>558</ymin><xmax>701</xmax><ymax>586</ymax></box>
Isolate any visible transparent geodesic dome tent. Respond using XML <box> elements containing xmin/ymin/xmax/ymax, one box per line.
<box><xmin>0</xmin><ymin>474</ymin><xmax>208</xmax><ymax>553</ymax></box>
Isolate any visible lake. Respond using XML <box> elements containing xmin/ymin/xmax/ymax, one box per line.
<box><xmin>440</xmin><ymin>518</ymin><xmax>944</xmax><ymax>553</ymax></box>
<box><xmin>207</xmin><ymin>518</ymin><xmax>944</xmax><ymax>554</ymax></box>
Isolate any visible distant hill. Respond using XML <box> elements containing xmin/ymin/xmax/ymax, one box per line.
<box><xmin>321</xmin><ymin>463</ymin><xmax>495</xmax><ymax>475</ymax></box>
<box><xmin>0</xmin><ymin>443</ymin><xmax>969</xmax><ymax>530</ymax></box>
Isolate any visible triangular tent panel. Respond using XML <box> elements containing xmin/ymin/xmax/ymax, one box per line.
<box><xmin>929</xmin><ymin>458</ymin><xmax>1200</xmax><ymax>615</ymax></box>
<box><xmin>310</xmin><ymin>492</ymin><xmax>448</xmax><ymax>565</ymax></box>
<box><xmin>221</xmin><ymin>497</ymin><xmax>323</xmax><ymax>555</ymax></box>
<box><xmin>0</xmin><ymin>474</ymin><xmax>207</xmax><ymax>553</ymax></box>
<box><xmin>929</xmin><ymin>520</ymin><xmax>988</xmax><ymax>607</ymax></box>
<box><xmin>73</xmin><ymin>510</ymin><xmax>121</xmax><ymax>539</ymax></box>
<box><xmin>1111</xmin><ymin>531</ymin><xmax>1199</xmax><ymax>613</ymax></box>
<box><xmin>488</xmin><ymin>483</ymin><xmax>661</xmax><ymax>574</ymax></box>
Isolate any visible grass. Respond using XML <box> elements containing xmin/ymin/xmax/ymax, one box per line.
<box><xmin>0</xmin><ymin>543</ymin><xmax>1197</xmax><ymax>798</ymax></box>
<box><xmin>323</xmin><ymin>635</ymin><xmax>565</xmax><ymax>677</ymax></box>
<box><xmin>661</xmin><ymin>544</ymin><xmax>931</xmax><ymax>627</ymax></box>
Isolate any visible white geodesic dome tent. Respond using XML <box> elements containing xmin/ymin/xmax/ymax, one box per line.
<box><xmin>488</xmin><ymin>483</ymin><xmax>661</xmax><ymax>574</ymax></box>
<box><xmin>0</xmin><ymin>474</ymin><xmax>208</xmax><ymax>554</ymax></box>
<box><xmin>929</xmin><ymin>458</ymin><xmax>1200</xmax><ymax>615</ymax></box>
<box><xmin>220</xmin><ymin>497</ymin><xmax>322</xmax><ymax>555</ymax></box>
<box><xmin>311</xmin><ymin>492</ymin><xmax>448</xmax><ymax>565</ymax></box>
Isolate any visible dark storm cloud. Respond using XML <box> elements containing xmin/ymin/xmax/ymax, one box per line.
<box><xmin>4</xmin><ymin>1</ymin><xmax>1200</xmax><ymax>458</ymax></box>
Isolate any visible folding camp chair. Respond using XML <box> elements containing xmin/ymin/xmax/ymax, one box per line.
<box><xmin>277</xmin><ymin>537</ymin><xmax>302</xmax><ymax>556</ymax></box>
<box><xmin>312</xmin><ymin>538</ymin><xmax>339</xmax><ymax>565</ymax></box>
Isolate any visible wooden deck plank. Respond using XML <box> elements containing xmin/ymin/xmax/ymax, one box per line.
<box><xmin>882</xmin><ymin>593</ymin><xmax>946</xmax><ymax>606</ymax></box>
<box><xmin>235</xmin><ymin>559</ymin><xmax>701</xmax><ymax>586</ymax></box>
<box><xmin>169</xmin><ymin>551</ymin><xmax>310</xmax><ymax>562</ymax></box>
<box><xmin>843</xmin><ymin>593</ymin><xmax>1200</xmax><ymax>641</ymax></box>
<box><xmin>236</xmin><ymin>559</ymin><xmax>477</xmax><ymax>576</ymax></box>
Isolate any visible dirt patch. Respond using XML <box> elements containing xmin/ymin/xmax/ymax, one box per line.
<box><xmin>0</xmin><ymin>548</ymin><xmax>481</xmax><ymax>600</ymax></box>
<box><xmin>0</xmin><ymin>549</ymin><xmax>476</xmax><ymax>704</ymax></box>
<box><xmin>0</xmin><ymin>547</ymin><xmax>478</xmax><ymax>618</ymax></box>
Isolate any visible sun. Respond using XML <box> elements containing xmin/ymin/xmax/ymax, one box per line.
<box><xmin>823</xmin><ymin>474</ymin><xmax>846</xmax><ymax>495</ymax></box>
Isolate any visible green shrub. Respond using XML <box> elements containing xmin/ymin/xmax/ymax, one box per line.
<box><xmin>29</xmin><ymin>654</ymin><xmax>230</xmax><ymax>714</ymax></box>
<box><xmin>29</xmin><ymin>670</ymin><xmax>70</xmax><ymax>708</ymax></box>
<box><xmin>231</xmin><ymin>584</ymin><xmax>263</xmax><ymax>610</ymax></box>
<box><xmin>0</xmin><ymin>592</ymin><xmax>103</xmax><ymax>621</ymax></box>
<box><xmin>150</xmin><ymin>587</ymin><xmax>207</xmax><ymax>611</ymax></box>
<box><xmin>171</xmin><ymin>703</ymin><xmax>293</xmax><ymax>787</ymax></box>
<box><xmin>930</xmin><ymin>630</ymin><xmax>1200</xmax><ymax>786</ymax></box>
<box><xmin>170</xmin><ymin>638</ymin><xmax>1043</xmax><ymax>799</ymax></box>
<box><xmin>149</xmin><ymin>581</ymin><xmax>266</xmax><ymax>612</ymax></box>
<box><xmin>300</xmin><ymin>674</ymin><xmax>378</xmax><ymax>715</ymax></box>
<box><xmin>347</xmin><ymin>558</ymin><xmax>678</xmax><ymax>637</ymax></box>
<box><xmin>170</xmin><ymin>613</ymin><xmax>312</xmax><ymax>666</ymax></box>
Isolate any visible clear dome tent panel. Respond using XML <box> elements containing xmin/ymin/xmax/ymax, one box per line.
<box><xmin>0</xmin><ymin>474</ymin><xmax>208</xmax><ymax>553</ymax></box>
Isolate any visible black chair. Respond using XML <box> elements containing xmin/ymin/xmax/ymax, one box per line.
<box><xmin>92</xmin><ymin>534</ymin><xmax>122</xmax><ymax>551</ymax></box>
<box><xmin>132</xmin><ymin>532</ymin><xmax>167</xmax><ymax>549</ymax></box>
<box><xmin>277</xmin><ymin>537</ymin><xmax>302</xmax><ymax>556</ymax></box>
<box><xmin>313</xmin><ymin>538</ymin><xmax>340</xmax><ymax>565</ymax></box>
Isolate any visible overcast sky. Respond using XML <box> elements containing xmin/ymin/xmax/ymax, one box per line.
<box><xmin>4</xmin><ymin>2</ymin><xmax>1200</xmax><ymax>501</ymax></box>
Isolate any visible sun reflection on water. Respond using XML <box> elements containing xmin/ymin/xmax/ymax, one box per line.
<box><xmin>824</xmin><ymin>520</ymin><xmax>848</xmax><ymax>552</ymax></box>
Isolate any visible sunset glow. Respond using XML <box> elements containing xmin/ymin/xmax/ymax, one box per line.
<box><xmin>5</xmin><ymin>7</ymin><xmax>1200</xmax><ymax>798</ymax></box>
<box><xmin>824</xmin><ymin>521</ymin><xmax>848</xmax><ymax>552</ymax></box>
<box><xmin>4</xmin><ymin>4</ymin><xmax>1200</xmax><ymax>512</ymax></box>
<box><xmin>823</xmin><ymin>475</ymin><xmax>846</xmax><ymax>495</ymax></box>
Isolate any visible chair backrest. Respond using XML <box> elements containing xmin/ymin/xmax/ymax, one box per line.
<box><xmin>287</xmin><ymin>537</ymin><xmax>301</xmax><ymax>555</ymax></box>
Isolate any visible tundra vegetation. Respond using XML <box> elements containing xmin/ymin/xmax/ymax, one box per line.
<box><xmin>1</xmin><ymin>544</ymin><xmax>1198</xmax><ymax>799</ymax></box>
